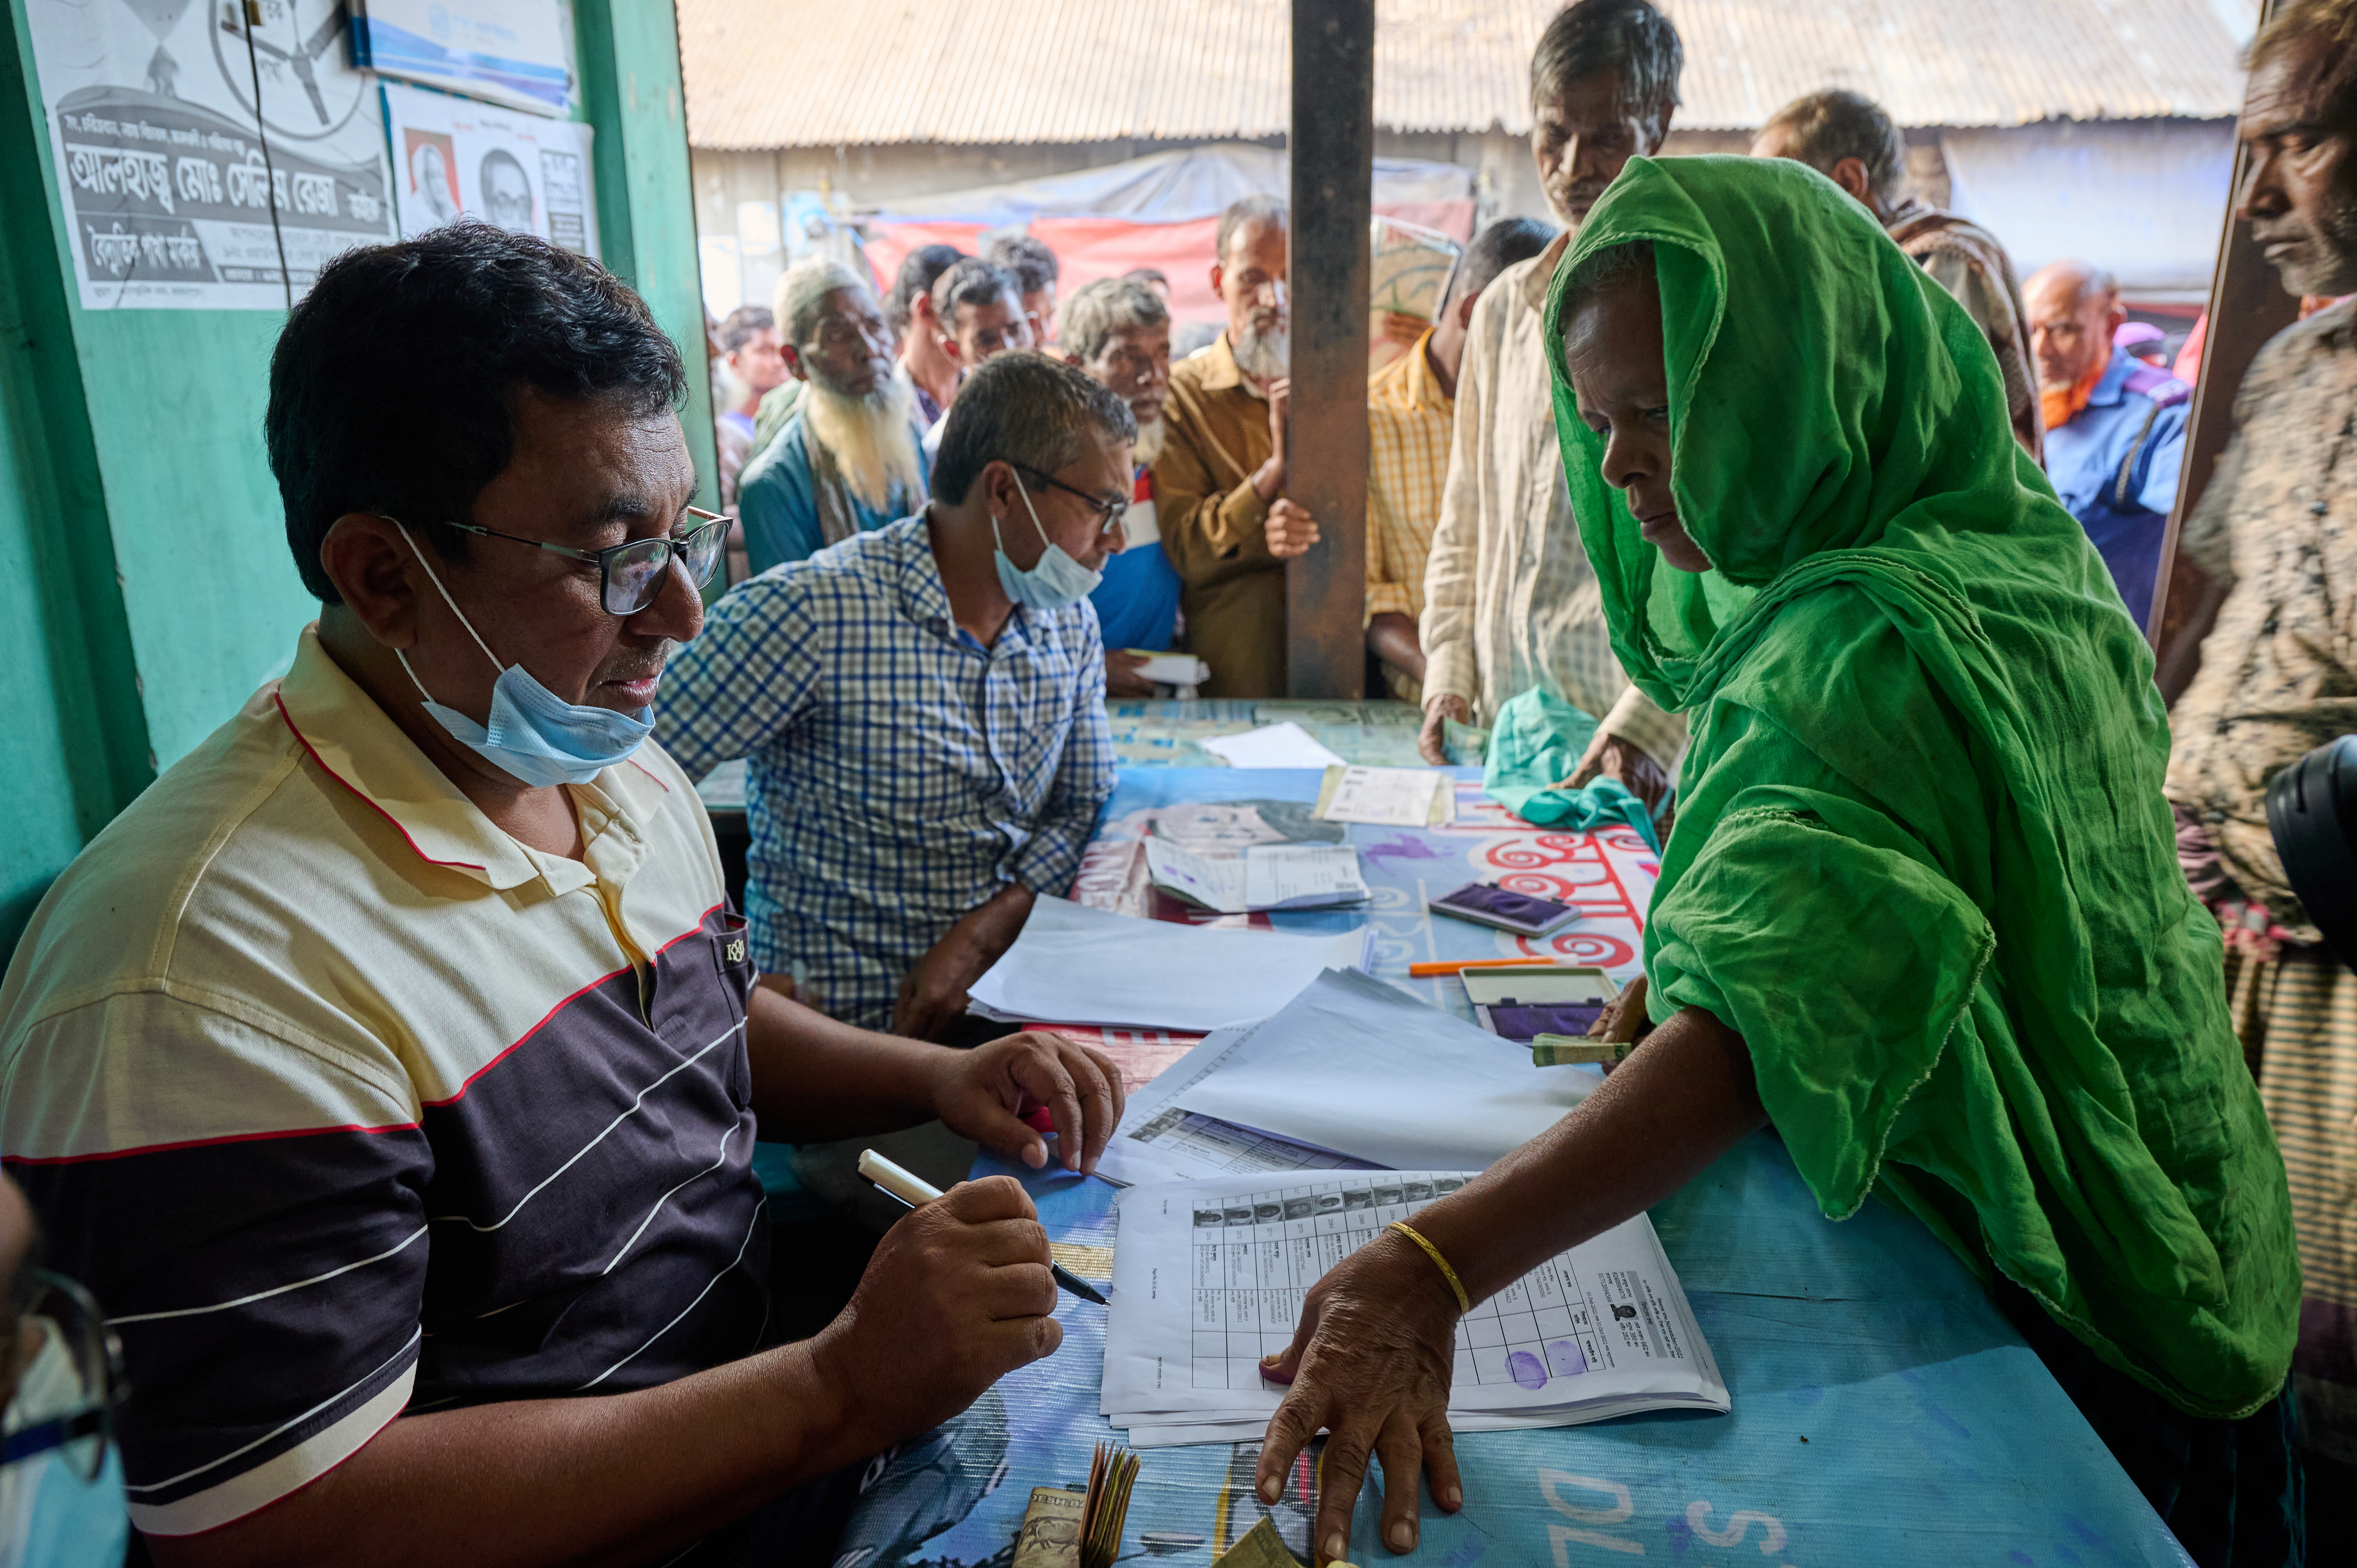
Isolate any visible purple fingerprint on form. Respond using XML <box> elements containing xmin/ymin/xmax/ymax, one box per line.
<box><xmin>1546</xmin><ymin>1339</ymin><xmax>1588</xmax><ymax>1378</ymax></box>
<box><xmin>1508</xmin><ymin>1350</ymin><xmax>1548</xmax><ymax>1390</ymax></box>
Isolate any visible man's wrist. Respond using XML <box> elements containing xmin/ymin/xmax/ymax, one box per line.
<box><xmin>1251</xmin><ymin>458</ymin><xmax>1285</xmax><ymax>502</ymax></box>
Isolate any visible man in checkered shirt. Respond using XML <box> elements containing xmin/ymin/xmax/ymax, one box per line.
<box><xmin>660</xmin><ymin>352</ymin><xmax>1127</xmax><ymax>1040</ymax></box>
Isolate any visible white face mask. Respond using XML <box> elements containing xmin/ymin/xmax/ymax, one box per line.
<box><xmin>392</xmin><ymin>523</ymin><xmax>655</xmax><ymax>788</ymax></box>
<box><xmin>0</xmin><ymin>1327</ymin><xmax>128</xmax><ymax>1568</ymax></box>
<box><xmin>990</xmin><ymin>480</ymin><xmax>1103</xmax><ymax>611</ymax></box>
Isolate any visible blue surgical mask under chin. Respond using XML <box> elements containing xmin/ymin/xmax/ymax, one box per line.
<box><xmin>392</xmin><ymin>524</ymin><xmax>655</xmax><ymax>789</ymax></box>
<box><xmin>992</xmin><ymin>482</ymin><xmax>1103</xmax><ymax>611</ymax></box>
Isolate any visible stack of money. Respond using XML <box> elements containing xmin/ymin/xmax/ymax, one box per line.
<box><xmin>1080</xmin><ymin>1441</ymin><xmax>1141</xmax><ymax>1568</ymax></box>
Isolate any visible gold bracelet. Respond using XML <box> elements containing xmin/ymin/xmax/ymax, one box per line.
<box><xmin>1387</xmin><ymin>1220</ymin><xmax>1471</xmax><ymax>1313</ymax></box>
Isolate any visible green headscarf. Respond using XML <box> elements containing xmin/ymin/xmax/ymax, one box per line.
<box><xmin>1542</xmin><ymin>157</ymin><xmax>2295</xmax><ymax>1419</ymax></box>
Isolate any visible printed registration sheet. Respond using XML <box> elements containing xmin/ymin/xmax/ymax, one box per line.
<box><xmin>1142</xmin><ymin>840</ymin><xmax>1369</xmax><ymax>913</ymax></box>
<box><xmin>1102</xmin><ymin>1171</ymin><xmax>1727</xmax><ymax>1440</ymax></box>
<box><xmin>1316</xmin><ymin>765</ymin><xmax>1450</xmax><ymax>827</ymax></box>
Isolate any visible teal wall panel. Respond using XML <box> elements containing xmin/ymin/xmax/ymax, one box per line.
<box><xmin>0</xmin><ymin>0</ymin><xmax>711</xmax><ymax>957</ymax></box>
<box><xmin>1</xmin><ymin>0</ymin><xmax>154</xmax><ymax>954</ymax></box>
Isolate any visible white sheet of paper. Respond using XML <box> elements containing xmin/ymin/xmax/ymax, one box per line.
<box><xmin>1127</xmin><ymin>652</ymin><xmax>1212</xmax><ymax>686</ymax></box>
<box><xmin>1319</xmin><ymin>765</ymin><xmax>1445</xmax><ymax>826</ymax></box>
<box><xmin>1201</xmin><ymin>722</ymin><xmax>1347</xmax><ymax>769</ymax></box>
<box><xmin>1168</xmin><ymin>968</ymin><xmax>1600</xmax><ymax>1170</ymax></box>
<box><xmin>1144</xmin><ymin>842</ymin><xmax>1369</xmax><ymax>914</ymax></box>
<box><xmin>965</xmin><ymin>897</ymin><xmax>1371</xmax><ymax>1031</ymax></box>
<box><xmin>1101</xmin><ymin>1171</ymin><xmax>1726</xmax><ymax>1434</ymax></box>
<box><xmin>1095</xmin><ymin>1022</ymin><xmax>1374</xmax><ymax>1188</ymax></box>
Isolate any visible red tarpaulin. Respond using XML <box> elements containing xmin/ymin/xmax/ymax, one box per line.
<box><xmin>865</xmin><ymin>201</ymin><xmax>1476</xmax><ymax>328</ymax></box>
<box><xmin>860</xmin><ymin>220</ymin><xmax>986</xmax><ymax>299</ymax></box>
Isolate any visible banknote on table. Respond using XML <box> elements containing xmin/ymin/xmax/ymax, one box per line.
<box><xmin>1012</xmin><ymin>1486</ymin><xmax>1085</xmax><ymax>1568</ymax></box>
<box><xmin>1213</xmin><ymin>1516</ymin><xmax>1303</xmax><ymax>1567</ymax></box>
<box><xmin>1531</xmin><ymin>1032</ymin><xmax>1634</xmax><ymax>1067</ymax></box>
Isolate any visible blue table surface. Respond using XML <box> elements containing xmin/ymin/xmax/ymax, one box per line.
<box><xmin>822</xmin><ymin>768</ymin><xmax>2188</xmax><ymax>1568</ymax></box>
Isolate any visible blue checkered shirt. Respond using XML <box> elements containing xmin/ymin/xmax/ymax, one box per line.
<box><xmin>656</xmin><ymin>516</ymin><xmax>1115</xmax><ymax>1027</ymax></box>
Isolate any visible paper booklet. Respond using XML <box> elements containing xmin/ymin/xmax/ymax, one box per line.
<box><xmin>1143</xmin><ymin>840</ymin><xmax>1370</xmax><ymax>914</ymax></box>
<box><xmin>1101</xmin><ymin>1171</ymin><xmax>1727</xmax><ymax>1448</ymax></box>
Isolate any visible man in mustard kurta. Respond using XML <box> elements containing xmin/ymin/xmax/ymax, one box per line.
<box><xmin>1154</xmin><ymin>196</ymin><xmax>1319</xmax><ymax>697</ymax></box>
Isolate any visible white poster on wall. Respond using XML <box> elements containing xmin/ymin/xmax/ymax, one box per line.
<box><xmin>21</xmin><ymin>0</ymin><xmax>397</xmax><ymax>310</ymax></box>
<box><xmin>349</xmin><ymin>0</ymin><xmax>574</xmax><ymax>118</ymax></box>
<box><xmin>381</xmin><ymin>81</ymin><xmax>598</xmax><ymax>259</ymax></box>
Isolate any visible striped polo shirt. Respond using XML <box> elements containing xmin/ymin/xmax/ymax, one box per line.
<box><xmin>0</xmin><ymin>628</ymin><xmax>769</xmax><ymax>1537</ymax></box>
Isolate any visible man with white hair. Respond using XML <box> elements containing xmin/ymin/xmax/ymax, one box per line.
<box><xmin>1062</xmin><ymin>276</ymin><xmax>1182</xmax><ymax>694</ymax></box>
<box><xmin>738</xmin><ymin>257</ymin><xmax>929</xmax><ymax>574</ymax></box>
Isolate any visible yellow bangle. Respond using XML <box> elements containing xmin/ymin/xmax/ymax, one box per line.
<box><xmin>1387</xmin><ymin>1220</ymin><xmax>1471</xmax><ymax>1313</ymax></box>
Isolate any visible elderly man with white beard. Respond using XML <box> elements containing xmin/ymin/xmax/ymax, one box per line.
<box><xmin>1061</xmin><ymin>276</ymin><xmax>1184</xmax><ymax>695</ymax></box>
<box><xmin>1153</xmin><ymin>195</ymin><xmax>1320</xmax><ymax>697</ymax></box>
<box><xmin>739</xmin><ymin>258</ymin><xmax>930</xmax><ymax>574</ymax></box>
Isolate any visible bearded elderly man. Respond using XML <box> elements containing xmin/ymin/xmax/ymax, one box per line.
<box><xmin>1415</xmin><ymin>0</ymin><xmax>1687</xmax><ymax>796</ymax></box>
<box><xmin>1062</xmin><ymin>275</ymin><xmax>1184</xmax><ymax>695</ymax></box>
<box><xmin>739</xmin><ymin>257</ymin><xmax>929</xmax><ymax>574</ymax></box>
<box><xmin>0</xmin><ymin>225</ymin><xmax>1120</xmax><ymax>1568</ymax></box>
<box><xmin>2167</xmin><ymin>0</ymin><xmax>2357</xmax><ymax>1528</ymax></box>
<box><xmin>1153</xmin><ymin>195</ymin><xmax>1321</xmax><ymax>697</ymax></box>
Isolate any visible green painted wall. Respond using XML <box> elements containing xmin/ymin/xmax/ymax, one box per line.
<box><xmin>0</xmin><ymin>0</ymin><xmax>711</xmax><ymax>957</ymax></box>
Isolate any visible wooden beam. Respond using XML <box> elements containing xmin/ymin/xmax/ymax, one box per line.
<box><xmin>2151</xmin><ymin>0</ymin><xmax>2294</xmax><ymax>700</ymax></box>
<box><xmin>1285</xmin><ymin>0</ymin><xmax>1374</xmax><ymax>699</ymax></box>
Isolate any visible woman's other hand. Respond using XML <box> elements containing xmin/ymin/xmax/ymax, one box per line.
<box><xmin>1254</xmin><ymin>1227</ymin><xmax>1465</xmax><ymax>1560</ymax></box>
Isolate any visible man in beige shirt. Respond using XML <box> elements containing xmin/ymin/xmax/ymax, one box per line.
<box><xmin>1417</xmin><ymin>0</ymin><xmax>1687</xmax><ymax>795</ymax></box>
<box><xmin>1155</xmin><ymin>195</ymin><xmax>1320</xmax><ymax>696</ymax></box>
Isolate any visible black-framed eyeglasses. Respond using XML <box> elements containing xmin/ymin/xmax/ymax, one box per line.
<box><xmin>1007</xmin><ymin>463</ymin><xmax>1128</xmax><ymax>536</ymax></box>
<box><xmin>435</xmin><ymin>508</ymin><xmax>731</xmax><ymax>615</ymax></box>
<box><xmin>3</xmin><ymin>1270</ymin><xmax>124</xmax><ymax>1482</ymax></box>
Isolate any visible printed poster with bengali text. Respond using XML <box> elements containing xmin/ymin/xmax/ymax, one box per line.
<box><xmin>23</xmin><ymin>0</ymin><xmax>397</xmax><ymax>309</ymax></box>
<box><xmin>381</xmin><ymin>80</ymin><xmax>597</xmax><ymax>259</ymax></box>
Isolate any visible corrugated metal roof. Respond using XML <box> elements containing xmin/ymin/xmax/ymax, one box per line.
<box><xmin>679</xmin><ymin>0</ymin><xmax>2247</xmax><ymax>151</ymax></box>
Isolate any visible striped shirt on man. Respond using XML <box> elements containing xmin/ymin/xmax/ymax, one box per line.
<box><xmin>0</xmin><ymin>628</ymin><xmax>770</xmax><ymax>1537</ymax></box>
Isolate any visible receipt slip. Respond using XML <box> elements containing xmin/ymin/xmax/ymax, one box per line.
<box><xmin>1143</xmin><ymin>839</ymin><xmax>1369</xmax><ymax>915</ymax></box>
<box><xmin>1121</xmin><ymin>651</ymin><xmax>1212</xmax><ymax>687</ymax></box>
<box><xmin>1314</xmin><ymin>764</ymin><xmax>1453</xmax><ymax>827</ymax></box>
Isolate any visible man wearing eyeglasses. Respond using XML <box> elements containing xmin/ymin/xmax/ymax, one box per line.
<box><xmin>0</xmin><ymin>1173</ymin><xmax>127</xmax><ymax>1567</ymax></box>
<box><xmin>0</xmin><ymin>226</ymin><xmax>1121</xmax><ymax>1567</ymax></box>
<box><xmin>658</xmin><ymin>350</ymin><xmax>1129</xmax><ymax>1046</ymax></box>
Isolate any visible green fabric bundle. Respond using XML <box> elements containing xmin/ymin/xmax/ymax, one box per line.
<box><xmin>1481</xmin><ymin>688</ymin><xmax>1660</xmax><ymax>851</ymax></box>
<box><xmin>1542</xmin><ymin>156</ymin><xmax>2295</xmax><ymax>1419</ymax></box>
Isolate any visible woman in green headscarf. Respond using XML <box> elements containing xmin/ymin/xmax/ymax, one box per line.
<box><xmin>1251</xmin><ymin>157</ymin><xmax>2301</xmax><ymax>1566</ymax></box>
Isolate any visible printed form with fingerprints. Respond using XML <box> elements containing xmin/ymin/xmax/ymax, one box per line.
<box><xmin>1100</xmin><ymin>1171</ymin><xmax>1728</xmax><ymax>1448</ymax></box>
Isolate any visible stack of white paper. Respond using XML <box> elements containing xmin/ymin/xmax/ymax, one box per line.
<box><xmin>1093</xmin><ymin>1022</ymin><xmax>1377</xmax><ymax>1189</ymax></box>
<box><xmin>1101</xmin><ymin>1171</ymin><xmax>1728</xmax><ymax>1447</ymax></box>
<box><xmin>1144</xmin><ymin>840</ymin><xmax>1369</xmax><ymax>914</ymax></box>
<box><xmin>1168</xmin><ymin>968</ymin><xmax>1602</xmax><ymax>1171</ymax></box>
<box><xmin>965</xmin><ymin>897</ymin><xmax>1373</xmax><ymax>1032</ymax></box>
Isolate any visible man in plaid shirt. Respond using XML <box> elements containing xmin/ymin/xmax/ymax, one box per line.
<box><xmin>659</xmin><ymin>353</ymin><xmax>1128</xmax><ymax>1039</ymax></box>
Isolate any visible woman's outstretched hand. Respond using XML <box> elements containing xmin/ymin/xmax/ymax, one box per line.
<box><xmin>1254</xmin><ymin>1227</ymin><xmax>1466</xmax><ymax>1561</ymax></box>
